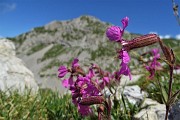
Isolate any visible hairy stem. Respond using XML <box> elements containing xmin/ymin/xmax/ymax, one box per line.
<box><xmin>165</xmin><ymin>66</ymin><xmax>174</xmax><ymax>120</ymax></box>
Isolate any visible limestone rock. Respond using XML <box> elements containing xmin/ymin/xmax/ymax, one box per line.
<box><xmin>134</xmin><ymin>98</ymin><xmax>166</xmax><ymax>120</ymax></box>
<box><xmin>104</xmin><ymin>85</ymin><xmax>148</xmax><ymax>105</ymax></box>
<box><xmin>0</xmin><ymin>38</ymin><xmax>39</xmax><ymax>93</ymax></box>
<box><xmin>116</xmin><ymin>85</ymin><xmax>148</xmax><ymax>105</ymax></box>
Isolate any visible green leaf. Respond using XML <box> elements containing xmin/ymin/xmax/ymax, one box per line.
<box><xmin>167</xmin><ymin>89</ymin><xmax>180</xmax><ymax>106</ymax></box>
<box><xmin>161</xmin><ymin>85</ymin><xmax>168</xmax><ymax>104</ymax></box>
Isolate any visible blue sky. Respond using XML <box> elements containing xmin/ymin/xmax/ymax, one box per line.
<box><xmin>0</xmin><ymin>0</ymin><xmax>180</xmax><ymax>39</ymax></box>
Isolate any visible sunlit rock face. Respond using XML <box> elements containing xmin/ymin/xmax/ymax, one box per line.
<box><xmin>134</xmin><ymin>98</ymin><xmax>166</xmax><ymax>120</ymax></box>
<box><xmin>0</xmin><ymin>38</ymin><xmax>38</xmax><ymax>93</ymax></box>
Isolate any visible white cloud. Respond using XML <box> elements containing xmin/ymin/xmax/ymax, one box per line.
<box><xmin>164</xmin><ymin>35</ymin><xmax>171</xmax><ymax>39</ymax></box>
<box><xmin>149</xmin><ymin>31</ymin><xmax>158</xmax><ymax>34</ymax></box>
<box><xmin>159</xmin><ymin>35</ymin><xmax>163</xmax><ymax>39</ymax></box>
<box><xmin>159</xmin><ymin>34</ymin><xmax>171</xmax><ymax>39</ymax></box>
<box><xmin>149</xmin><ymin>32</ymin><xmax>171</xmax><ymax>39</ymax></box>
<box><xmin>0</xmin><ymin>3</ymin><xmax>16</xmax><ymax>13</ymax></box>
<box><xmin>175</xmin><ymin>34</ymin><xmax>180</xmax><ymax>40</ymax></box>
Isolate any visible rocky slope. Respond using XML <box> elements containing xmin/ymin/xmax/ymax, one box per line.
<box><xmin>7</xmin><ymin>15</ymin><xmax>180</xmax><ymax>93</ymax></box>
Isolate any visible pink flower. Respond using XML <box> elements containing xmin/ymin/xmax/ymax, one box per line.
<box><xmin>58</xmin><ymin>66</ymin><xmax>68</xmax><ymax>78</ymax></box>
<box><xmin>69</xmin><ymin>75</ymin><xmax>101</xmax><ymax>116</ymax></box>
<box><xmin>72</xmin><ymin>58</ymin><xmax>79</xmax><ymax>68</ymax></box>
<box><xmin>151</xmin><ymin>48</ymin><xmax>160</xmax><ymax>59</ymax></box>
<box><xmin>146</xmin><ymin>49</ymin><xmax>161</xmax><ymax>79</ymax></box>
<box><xmin>106</xmin><ymin>26</ymin><xmax>121</xmax><ymax>41</ymax></box>
<box><xmin>86</xmin><ymin>67</ymin><xmax>95</xmax><ymax>79</ymax></box>
<box><xmin>62</xmin><ymin>76</ymin><xmax>74</xmax><ymax>88</ymax></box>
<box><xmin>78</xmin><ymin>104</ymin><xmax>92</xmax><ymax>116</ymax></box>
<box><xmin>72</xmin><ymin>98</ymin><xmax>92</xmax><ymax>116</ymax></box>
<box><xmin>99</xmin><ymin>76</ymin><xmax>110</xmax><ymax>89</ymax></box>
<box><xmin>121</xmin><ymin>16</ymin><xmax>129</xmax><ymax>30</ymax></box>
<box><xmin>59</xmin><ymin>58</ymin><xmax>80</xmax><ymax>88</ymax></box>
<box><xmin>118</xmin><ymin>50</ymin><xmax>131</xmax><ymax>80</ymax></box>
<box><xmin>106</xmin><ymin>16</ymin><xmax>129</xmax><ymax>42</ymax></box>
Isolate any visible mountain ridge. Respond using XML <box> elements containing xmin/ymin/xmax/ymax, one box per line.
<box><xmin>6</xmin><ymin>15</ymin><xmax>180</xmax><ymax>92</ymax></box>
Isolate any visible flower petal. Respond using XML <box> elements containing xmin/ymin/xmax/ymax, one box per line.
<box><xmin>62</xmin><ymin>79</ymin><xmax>69</xmax><ymax>88</ymax></box>
<box><xmin>121</xmin><ymin>16</ymin><xmax>129</xmax><ymax>29</ymax></box>
<box><xmin>58</xmin><ymin>66</ymin><xmax>68</xmax><ymax>78</ymax></box>
<box><xmin>106</xmin><ymin>26</ymin><xmax>122</xmax><ymax>41</ymax></box>
<box><xmin>72</xmin><ymin>58</ymin><xmax>79</xmax><ymax>68</ymax></box>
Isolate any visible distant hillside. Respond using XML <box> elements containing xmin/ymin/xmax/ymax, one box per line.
<box><xmin>7</xmin><ymin>15</ymin><xmax>180</xmax><ymax>92</ymax></box>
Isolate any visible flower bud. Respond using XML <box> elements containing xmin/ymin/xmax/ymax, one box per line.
<box><xmin>123</xmin><ymin>34</ymin><xmax>159</xmax><ymax>51</ymax></box>
<box><xmin>79</xmin><ymin>96</ymin><xmax>105</xmax><ymax>106</ymax></box>
<box><xmin>106</xmin><ymin>26</ymin><xmax>121</xmax><ymax>41</ymax></box>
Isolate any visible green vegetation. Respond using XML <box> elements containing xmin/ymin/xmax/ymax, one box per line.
<box><xmin>80</xmin><ymin>16</ymin><xmax>106</xmax><ymax>35</ymax></box>
<box><xmin>73</xmin><ymin>28</ymin><xmax>86</xmax><ymax>35</ymax></box>
<box><xmin>27</xmin><ymin>43</ymin><xmax>47</xmax><ymax>55</ymax></box>
<box><xmin>62</xmin><ymin>33</ymin><xmax>82</xmax><ymax>40</ymax></box>
<box><xmin>91</xmin><ymin>43</ymin><xmax>116</xmax><ymax>60</ymax></box>
<box><xmin>111</xmin><ymin>94</ymin><xmax>142</xmax><ymax>120</ymax></box>
<box><xmin>34</xmin><ymin>26</ymin><xmax>57</xmax><ymax>35</ymax></box>
<box><xmin>80</xmin><ymin>16</ymin><xmax>92</xmax><ymax>23</ymax></box>
<box><xmin>41</xmin><ymin>59</ymin><xmax>62</xmax><ymax>72</ymax></box>
<box><xmin>7</xmin><ymin>33</ymin><xmax>28</xmax><ymax>45</ymax></box>
<box><xmin>174</xmin><ymin>47</ymin><xmax>180</xmax><ymax>64</ymax></box>
<box><xmin>91</xmin><ymin>21</ymin><xmax>105</xmax><ymax>35</ymax></box>
<box><xmin>0</xmin><ymin>89</ymin><xmax>84</xmax><ymax>119</ymax></box>
<box><xmin>129</xmin><ymin>72</ymin><xmax>180</xmax><ymax>104</ymax></box>
<box><xmin>162</xmin><ymin>38</ymin><xmax>180</xmax><ymax>48</ymax></box>
<box><xmin>0</xmin><ymin>87</ymin><xmax>142</xmax><ymax>120</ymax></box>
<box><xmin>41</xmin><ymin>44</ymin><xmax>65</xmax><ymax>61</ymax></box>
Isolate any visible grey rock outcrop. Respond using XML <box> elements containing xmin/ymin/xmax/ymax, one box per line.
<box><xmin>112</xmin><ymin>85</ymin><xmax>148</xmax><ymax>105</ymax></box>
<box><xmin>0</xmin><ymin>38</ymin><xmax>38</xmax><ymax>93</ymax></box>
<box><xmin>134</xmin><ymin>98</ymin><xmax>166</xmax><ymax>120</ymax></box>
<box><xmin>122</xmin><ymin>85</ymin><xmax>148</xmax><ymax>105</ymax></box>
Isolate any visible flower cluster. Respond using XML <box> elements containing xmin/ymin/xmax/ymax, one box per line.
<box><xmin>106</xmin><ymin>17</ymin><xmax>161</xmax><ymax>80</ymax></box>
<box><xmin>58</xmin><ymin>16</ymin><xmax>176</xmax><ymax>120</ymax></box>
<box><xmin>145</xmin><ymin>48</ymin><xmax>162</xmax><ymax>79</ymax></box>
<box><xmin>58</xmin><ymin>58</ymin><xmax>115</xmax><ymax>116</ymax></box>
<box><xmin>106</xmin><ymin>17</ymin><xmax>128</xmax><ymax>42</ymax></box>
<box><xmin>106</xmin><ymin>17</ymin><xmax>131</xmax><ymax>80</ymax></box>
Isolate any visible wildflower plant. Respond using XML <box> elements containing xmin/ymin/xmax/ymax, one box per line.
<box><xmin>58</xmin><ymin>17</ymin><xmax>179</xmax><ymax>120</ymax></box>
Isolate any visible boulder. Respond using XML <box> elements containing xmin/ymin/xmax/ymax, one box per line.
<box><xmin>0</xmin><ymin>38</ymin><xmax>38</xmax><ymax>93</ymax></box>
<box><xmin>110</xmin><ymin>85</ymin><xmax>148</xmax><ymax>105</ymax></box>
<box><xmin>134</xmin><ymin>98</ymin><xmax>166</xmax><ymax>120</ymax></box>
<box><xmin>169</xmin><ymin>100</ymin><xmax>180</xmax><ymax>120</ymax></box>
<box><xmin>104</xmin><ymin>85</ymin><xmax>148</xmax><ymax>105</ymax></box>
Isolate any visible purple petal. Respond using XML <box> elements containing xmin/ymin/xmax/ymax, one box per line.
<box><xmin>68</xmin><ymin>76</ymin><xmax>74</xmax><ymax>86</ymax></box>
<box><xmin>72</xmin><ymin>58</ymin><xmax>79</xmax><ymax>68</ymax></box>
<box><xmin>103</xmin><ymin>77</ymin><xmax>109</xmax><ymax>84</ymax></box>
<box><xmin>119</xmin><ymin>63</ymin><xmax>131</xmax><ymax>80</ymax></box>
<box><xmin>118</xmin><ymin>50</ymin><xmax>130</xmax><ymax>63</ymax></box>
<box><xmin>62</xmin><ymin>79</ymin><xmax>69</xmax><ymax>88</ymax></box>
<box><xmin>86</xmin><ymin>68</ymin><xmax>94</xmax><ymax>79</ymax></box>
<box><xmin>61</xmin><ymin>76</ymin><xmax>74</xmax><ymax>88</ymax></box>
<box><xmin>121</xmin><ymin>16</ymin><xmax>129</xmax><ymax>29</ymax></box>
<box><xmin>58</xmin><ymin>66</ymin><xmax>68</xmax><ymax>78</ymax></box>
<box><xmin>78</xmin><ymin>104</ymin><xmax>92</xmax><ymax>116</ymax></box>
<box><xmin>151</xmin><ymin>48</ymin><xmax>159</xmax><ymax>55</ymax></box>
<box><xmin>106</xmin><ymin>26</ymin><xmax>122</xmax><ymax>41</ymax></box>
<box><xmin>122</xmin><ymin>50</ymin><xmax>130</xmax><ymax>63</ymax></box>
<box><xmin>145</xmin><ymin>65</ymin><xmax>155</xmax><ymax>79</ymax></box>
<box><xmin>151</xmin><ymin>48</ymin><xmax>160</xmax><ymax>59</ymax></box>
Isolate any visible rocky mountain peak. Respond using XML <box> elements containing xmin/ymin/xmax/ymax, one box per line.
<box><xmin>8</xmin><ymin>15</ymin><xmax>178</xmax><ymax>93</ymax></box>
